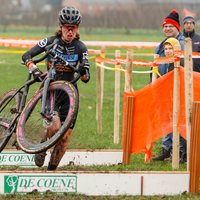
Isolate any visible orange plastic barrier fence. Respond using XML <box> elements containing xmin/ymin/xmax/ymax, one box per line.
<box><xmin>88</xmin><ymin>49</ymin><xmax>99</xmax><ymax>54</ymax></box>
<box><xmin>0</xmin><ymin>38</ymin><xmax>160</xmax><ymax>49</ymax></box>
<box><xmin>0</xmin><ymin>37</ymin><xmax>98</xmax><ymax>54</ymax></box>
<box><xmin>0</xmin><ymin>37</ymin><xmax>39</xmax><ymax>48</ymax></box>
<box><xmin>122</xmin><ymin>67</ymin><xmax>200</xmax><ymax>162</ymax></box>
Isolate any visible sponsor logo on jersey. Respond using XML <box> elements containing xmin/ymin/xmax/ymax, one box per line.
<box><xmin>53</xmin><ymin>51</ymin><xmax>78</xmax><ymax>62</ymax></box>
<box><xmin>194</xmin><ymin>42</ymin><xmax>200</xmax><ymax>45</ymax></box>
<box><xmin>48</xmin><ymin>62</ymin><xmax>75</xmax><ymax>72</ymax></box>
<box><xmin>38</xmin><ymin>38</ymin><xmax>48</xmax><ymax>48</ymax></box>
<box><xmin>82</xmin><ymin>51</ymin><xmax>89</xmax><ymax>60</ymax></box>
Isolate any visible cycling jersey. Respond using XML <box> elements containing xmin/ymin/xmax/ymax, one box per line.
<box><xmin>22</xmin><ymin>35</ymin><xmax>90</xmax><ymax>83</ymax></box>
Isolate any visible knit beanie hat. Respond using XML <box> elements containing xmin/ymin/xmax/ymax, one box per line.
<box><xmin>164</xmin><ymin>38</ymin><xmax>180</xmax><ymax>54</ymax></box>
<box><xmin>163</xmin><ymin>10</ymin><xmax>180</xmax><ymax>31</ymax></box>
<box><xmin>183</xmin><ymin>15</ymin><xmax>195</xmax><ymax>25</ymax></box>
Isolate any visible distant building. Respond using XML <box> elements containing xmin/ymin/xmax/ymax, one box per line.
<box><xmin>62</xmin><ymin>0</ymin><xmax>136</xmax><ymax>14</ymax></box>
<box><xmin>136</xmin><ymin>0</ymin><xmax>200</xmax><ymax>3</ymax></box>
<box><xmin>4</xmin><ymin>0</ymin><xmax>32</xmax><ymax>21</ymax></box>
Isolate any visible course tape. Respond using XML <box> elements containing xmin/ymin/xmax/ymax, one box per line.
<box><xmin>96</xmin><ymin>63</ymin><xmax>153</xmax><ymax>74</ymax></box>
<box><xmin>175</xmin><ymin>50</ymin><xmax>200</xmax><ymax>58</ymax></box>
<box><xmin>154</xmin><ymin>55</ymin><xmax>180</xmax><ymax>64</ymax></box>
<box><xmin>116</xmin><ymin>57</ymin><xmax>153</xmax><ymax>67</ymax></box>
<box><xmin>96</xmin><ymin>49</ymin><xmax>197</xmax><ymax>68</ymax></box>
<box><xmin>0</xmin><ymin>48</ymin><xmax>98</xmax><ymax>54</ymax></box>
<box><xmin>96</xmin><ymin>56</ymin><xmax>154</xmax><ymax>67</ymax></box>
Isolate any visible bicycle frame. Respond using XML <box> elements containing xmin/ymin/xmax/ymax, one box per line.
<box><xmin>0</xmin><ymin>71</ymin><xmax>47</xmax><ymax>139</ymax></box>
<box><xmin>0</xmin><ymin>39</ymin><xmax>80</xmax><ymax>144</ymax></box>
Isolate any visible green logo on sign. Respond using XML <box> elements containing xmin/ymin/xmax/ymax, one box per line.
<box><xmin>4</xmin><ymin>175</ymin><xmax>19</xmax><ymax>193</ymax></box>
<box><xmin>4</xmin><ymin>175</ymin><xmax>77</xmax><ymax>194</ymax></box>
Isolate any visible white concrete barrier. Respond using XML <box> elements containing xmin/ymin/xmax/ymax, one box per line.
<box><xmin>0</xmin><ymin>150</ymin><xmax>123</xmax><ymax>167</ymax></box>
<box><xmin>1</xmin><ymin>171</ymin><xmax>189</xmax><ymax>196</ymax></box>
<box><xmin>0</xmin><ymin>150</ymin><xmax>190</xmax><ymax>196</ymax></box>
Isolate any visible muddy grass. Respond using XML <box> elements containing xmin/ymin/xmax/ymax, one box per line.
<box><xmin>0</xmin><ymin>193</ymin><xmax>197</xmax><ymax>200</ymax></box>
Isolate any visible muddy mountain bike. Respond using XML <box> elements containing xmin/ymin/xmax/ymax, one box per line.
<box><xmin>0</xmin><ymin>39</ymin><xmax>80</xmax><ymax>154</ymax></box>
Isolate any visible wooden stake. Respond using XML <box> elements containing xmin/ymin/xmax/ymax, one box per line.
<box><xmin>100</xmin><ymin>46</ymin><xmax>105</xmax><ymax>109</ymax></box>
<box><xmin>122</xmin><ymin>96</ymin><xmax>135</xmax><ymax>164</ymax></box>
<box><xmin>189</xmin><ymin>102</ymin><xmax>200</xmax><ymax>195</ymax></box>
<box><xmin>114</xmin><ymin>50</ymin><xmax>121</xmax><ymax>144</ymax></box>
<box><xmin>172</xmin><ymin>44</ymin><xmax>181</xmax><ymax>169</ymax></box>
<box><xmin>96</xmin><ymin>50</ymin><xmax>102</xmax><ymax>134</ymax></box>
<box><xmin>152</xmin><ymin>54</ymin><xmax>159</xmax><ymax>81</ymax></box>
<box><xmin>125</xmin><ymin>49</ymin><xmax>133</xmax><ymax>93</ymax></box>
<box><xmin>123</xmin><ymin>49</ymin><xmax>133</xmax><ymax>164</ymax></box>
<box><xmin>184</xmin><ymin>38</ymin><xmax>193</xmax><ymax>171</ymax></box>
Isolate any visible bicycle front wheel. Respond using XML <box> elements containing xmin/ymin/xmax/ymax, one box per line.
<box><xmin>16</xmin><ymin>81</ymin><xmax>79</xmax><ymax>154</ymax></box>
<box><xmin>0</xmin><ymin>89</ymin><xmax>21</xmax><ymax>152</ymax></box>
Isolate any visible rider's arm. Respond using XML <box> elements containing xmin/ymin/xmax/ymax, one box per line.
<box><xmin>22</xmin><ymin>45</ymin><xmax>44</xmax><ymax>81</ymax></box>
<box><xmin>77</xmin><ymin>41</ymin><xmax>90</xmax><ymax>83</ymax></box>
<box><xmin>22</xmin><ymin>37</ymin><xmax>56</xmax><ymax>81</ymax></box>
<box><xmin>22</xmin><ymin>37</ymin><xmax>56</xmax><ymax>68</ymax></box>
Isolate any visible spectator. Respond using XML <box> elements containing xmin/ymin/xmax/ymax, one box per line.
<box><xmin>164</xmin><ymin>37</ymin><xmax>184</xmax><ymax>72</ymax></box>
<box><xmin>151</xmin><ymin>10</ymin><xmax>186</xmax><ymax>162</ymax></box>
<box><xmin>161</xmin><ymin>38</ymin><xmax>186</xmax><ymax>163</ymax></box>
<box><xmin>183</xmin><ymin>15</ymin><xmax>200</xmax><ymax>72</ymax></box>
<box><xmin>150</xmin><ymin>10</ymin><xmax>184</xmax><ymax>83</ymax></box>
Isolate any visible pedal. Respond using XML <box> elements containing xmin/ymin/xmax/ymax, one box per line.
<box><xmin>39</xmin><ymin>111</ymin><xmax>53</xmax><ymax>122</ymax></box>
<box><xmin>11</xmin><ymin>140</ymin><xmax>21</xmax><ymax>150</ymax></box>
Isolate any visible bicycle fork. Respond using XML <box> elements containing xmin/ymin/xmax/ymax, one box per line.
<box><xmin>40</xmin><ymin>60</ymin><xmax>56</xmax><ymax>122</ymax></box>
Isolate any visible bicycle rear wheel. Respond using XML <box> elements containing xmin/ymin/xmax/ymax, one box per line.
<box><xmin>0</xmin><ymin>89</ymin><xmax>21</xmax><ymax>152</ymax></box>
<box><xmin>16</xmin><ymin>81</ymin><xmax>79</xmax><ymax>154</ymax></box>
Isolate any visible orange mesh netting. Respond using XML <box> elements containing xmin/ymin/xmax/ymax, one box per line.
<box><xmin>96</xmin><ymin>53</ymin><xmax>200</xmax><ymax>68</ymax></box>
<box><xmin>174</xmin><ymin>50</ymin><xmax>200</xmax><ymax>58</ymax></box>
<box><xmin>122</xmin><ymin>67</ymin><xmax>200</xmax><ymax>162</ymax></box>
<box><xmin>175</xmin><ymin>50</ymin><xmax>184</xmax><ymax>58</ymax></box>
<box><xmin>96</xmin><ymin>56</ymin><xmax>153</xmax><ymax>67</ymax></box>
<box><xmin>154</xmin><ymin>56</ymin><xmax>180</xmax><ymax>64</ymax></box>
<box><xmin>96</xmin><ymin>56</ymin><xmax>116</xmax><ymax>65</ymax></box>
<box><xmin>116</xmin><ymin>57</ymin><xmax>153</xmax><ymax>67</ymax></box>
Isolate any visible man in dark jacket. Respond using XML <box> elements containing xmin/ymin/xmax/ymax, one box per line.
<box><xmin>183</xmin><ymin>15</ymin><xmax>200</xmax><ymax>72</ymax></box>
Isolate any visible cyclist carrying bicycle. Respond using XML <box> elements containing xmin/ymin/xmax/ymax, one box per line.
<box><xmin>21</xmin><ymin>6</ymin><xmax>90</xmax><ymax>170</ymax></box>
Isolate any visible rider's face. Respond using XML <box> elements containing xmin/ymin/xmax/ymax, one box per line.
<box><xmin>61</xmin><ymin>24</ymin><xmax>79</xmax><ymax>43</ymax></box>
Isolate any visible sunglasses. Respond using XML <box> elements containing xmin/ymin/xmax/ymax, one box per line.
<box><xmin>62</xmin><ymin>25</ymin><xmax>79</xmax><ymax>31</ymax></box>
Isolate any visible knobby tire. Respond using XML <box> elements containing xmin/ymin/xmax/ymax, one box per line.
<box><xmin>0</xmin><ymin>88</ymin><xmax>21</xmax><ymax>152</ymax></box>
<box><xmin>16</xmin><ymin>81</ymin><xmax>79</xmax><ymax>154</ymax></box>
